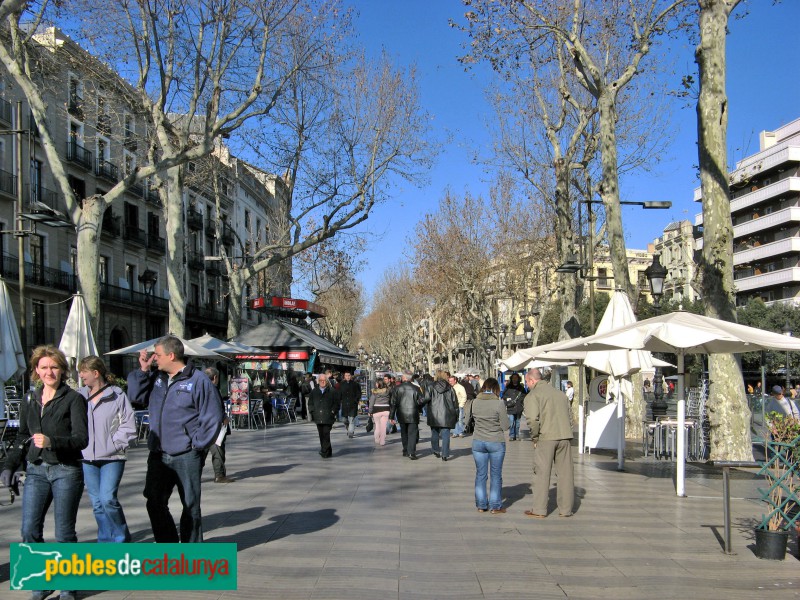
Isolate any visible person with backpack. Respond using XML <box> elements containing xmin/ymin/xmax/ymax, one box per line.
<box><xmin>460</xmin><ymin>376</ymin><xmax>477</xmax><ymax>435</ymax></box>
<box><xmin>502</xmin><ymin>373</ymin><xmax>526</xmax><ymax>441</ymax></box>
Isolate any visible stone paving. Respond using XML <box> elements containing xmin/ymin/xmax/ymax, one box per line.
<box><xmin>1</xmin><ymin>418</ymin><xmax>799</xmax><ymax>599</ymax></box>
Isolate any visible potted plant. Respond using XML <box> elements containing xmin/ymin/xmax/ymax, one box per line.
<box><xmin>756</xmin><ymin>412</ymin><xmax>800</xmax><ymax>560</ymax></box>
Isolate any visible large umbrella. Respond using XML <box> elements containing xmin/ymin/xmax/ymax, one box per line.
<box><xmin>549</xmin><ymin>310</ymin><xmax>800</xmax><ymax>496</ymax></box>
<box><xmin>58</xmin><ymin>292</ymin><xmax>99</xmax><ymax>378</ymax></box>
<box><xmin>582</xmin><ymin>291</ymin><xmax>656</xmax><ymax>470</ymax></box>
<box><xmin>106</xmin><ymin>336</ymin><xmax>224</xmax><ymax>359</ymax></box>
<box><xmin>189</xmin><ymin>333</ymin><xmax>261</xmax><ymax>355</ymax></box>
<box><xmin>0</xmin><ymin>277</ymin><xmax>25</xmax><ymax>417</ymax></box>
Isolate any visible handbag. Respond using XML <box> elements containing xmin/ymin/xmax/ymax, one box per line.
<box><xmin>365</xmin><ymin>416</ymin><xmax>374</xmax><ymax>433</ymax></box>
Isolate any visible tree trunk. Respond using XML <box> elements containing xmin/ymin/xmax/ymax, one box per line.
<box><xmin>164</xmin><ymin>165</ymin><xmax>186</xmax><ymax>337</ymax></box>
<box><xmin>597</xmin><ymin>94</ymin><xmax>632</xmax><ymax>298</ymax></box>
<box><xmin>555</xmin><ymin>160</ymin><xmax>579</xmax><ymax>341</ymax></box>
<box><xmin>76</xmin><ymin>195</ymin><xmax>104</xmax><ymax>334</ymax></box>
<box><xmin>696</xmin><ymin>0</ymin><xmax>751</xmax><ymax>461</ymax></box>
<box><xmin>627</xmin><ymin>371</ymin><xmax>645</xmax><ymax>441</ymax></box>
<box><xmin>226</xmin><ymin>269</ymin><xmax>245</xmax><ymax>339</ymax></box>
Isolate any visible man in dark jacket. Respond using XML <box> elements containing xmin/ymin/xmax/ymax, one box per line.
<box><xmin>338</xmin><ymin>371</ymin><xmax>362</xmax><ymax>439</ymax></box>
<box><xmin>309</xmin><ymin>374</ymin><xmax>340</xmax><ymax>458</ymax></box>
<box><xmin>422</xmin><ymin>371</ymin><xmax>458</xmax><ymax>461</ymax></box>
<box><xmin>390</xmin><ymin>371</ymin><xmax>424</xmax><ymax>459</ymax></box>
<box><xmin>502</xmin><ymin>373</ymin><xmax>526</xmax><ymax>441</ymax></box>
<box><xmin>127</xmin><ymin>336</ymin><xmax>224</xmax><ymax>543</ymax></box>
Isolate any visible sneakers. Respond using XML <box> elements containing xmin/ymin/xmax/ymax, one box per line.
<box><xmin>402</xmin><ymin>450</ymin><xmax>408</xmax><ymax>457</ymax></box>
<box><xmin>433</xmin><ymin>452</ymin><xmax>441</xmax><ymax>458</ymax></box>
<box><xmin>214</xmin><ymin>476</ymin><xmax>235</xmax><ymax>483</ymax></box>
<box><xmin>441</xmin><ymin>456</ymin><xmax>449</xmax><ymax>462</ymax></box>
<box><xmin>30</xmin><ymin>592</ymin><xmax>54</xmax><ymax>600</ymax></box>
<box><xmin>59</xmin><ymin>593</ymin><xmax>77</xmax><ymax>600</ymax></box>
<box><xmin>408</xmin><ymin>454</ymin><xmax>418</xmax><ymax>460</ymax></box>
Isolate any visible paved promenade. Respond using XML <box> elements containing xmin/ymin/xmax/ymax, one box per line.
<box><xmin>1</xmin><ymin>419</ymin><xmax>799</xmax><ymax>599</ymax></box>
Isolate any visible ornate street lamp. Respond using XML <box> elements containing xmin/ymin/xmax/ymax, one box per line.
<box><xmin>646</xmin><ymin>253</ymin><xmax>668</xmax><ymax>417</ymax></box>
<box><xmin>138</xmin><ymin>268</ymin><xmax>158</xmax><ymax>339</ymax></box>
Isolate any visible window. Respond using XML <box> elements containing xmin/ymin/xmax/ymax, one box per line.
<box><xmin>69</xmin><ymin>121</ymin><xmax>83</xmax><ymax>145</ymax></box>
<box><xmin>191</xmin><ymin>283</ymin><xmax>200</xmax><ymax>307</ymax></box>
<box><xmin>244</xmin><ymin>209</ymin><xmax>250</xmax><ymax>233</ymax></box>
<box><xmin>124</xmin><ymin>202</ymin><xmax>138</xmax><ymax>228</ymax></box>
<box><xmin>30</xmin><ymin>159</ymin><xmax>42</xmax><ymax>202</ymax></box>
<box><xmin>70</xmin><ymin>246</ymin><xmax>77</xmax><ymax>275</ymax></box>
<box><xmin>598</xmin><ymin>268</ymin><xmax>609</xmax><ymax>288</ymax></box>
<box><xmin>97</xmin><ymin>137</ymin><xmax>110</xmax><ymax>162</ymax></box>
<box><xmin>147</xmin><ymin>212</ymin><xmax>160</xmax><ymax>237</ymax></box>
<box><xmin>125</xmin><ymin>263</ymin><xmax>136</xmax><ymax>290</ymax></box>
<box><xmin>99</xmin><ymin>256</ymin><xmax>108</xmax><ymax>284</ymax></box>
<box><xmin>68</xmin><ymin>76</ymin><xmax>83</xmax><ymax>113</ymax></box>
<box><xmin>97</xmin><ymin>95</ymin><xmax>110</xmax><ymax>133</ymax></box>
<box><xmin>30</xmin><ymin>235</ymin><xmax>43</xmax><ymax>270</ymax></box>
<box><xmin>208</xmin><ymin>289</ymin><xmax>216</xmax><ymax>309</ymax></box>
<box><xmin>124</xmin><ymin>114</ymin><xmax>134</xmax><ymax>140</ymax></box>
<box><xmin>68</xmin><ymin>175</ymin><xmax>85</xmax><ymax>204</ymax></box>
<box><xmin>31</xmin><ymin>300</ymin><xmax>46</xmax><ymax>345</ymax></box>
<box><xmin>256</xmin><ymin>218</ymin><xmax>262</xmax><ymax>244</ymax></box>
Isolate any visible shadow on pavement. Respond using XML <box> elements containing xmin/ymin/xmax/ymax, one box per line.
<box><xmin>207</xmin><ymin>508</ymin><xmax>339</xmax><ymax>550</ymax></box>
<box><xmin>231</xmin><ymin>463</ymin><xmax>299</xmax><ymax>479</ymax></box>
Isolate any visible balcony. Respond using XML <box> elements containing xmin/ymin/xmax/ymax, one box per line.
<box><xmin>205</xmin><ymin>220</ymin><xmax>217</xmax><ymax>238</ymax></box>
<box><xmin>127</xmin><ymin>180</ymin><xmax>144</xmax><ymax>198</ymax></box>
<box><xmin>0</xmin><ymin>168</ymin><xmax>17</xmax><ymax>198</ymax></box>
<box><xmin>734</xmin><ymin>266</ymin><xmax>800</xmax><ymax>293</ymax></box>
<box><xmin>66</xmin><ymin>141</ymin><xmax>92</xmax><ymax>171</ymax></box>
<box><xmin>101</xmin><ymin>214</ymin><xmax>120</xmax><ymax>238</ymax></box>
<box><xmin>187</xmin><ymin>207</ymin><xmax>203</xmax><ymax>231</ymax></box>
<box><xmin>0</xmin><ymin>98</ymin><xmax>11</xmax><ymax>126</ymax></box>
<box><xmin>146</xmin><ymin>234</ymin><xmax>166</xmax><ymax>254</ymax></box>
<box><xmin>99</xmin><ymin>282</ymin><xmax>168</xmax><ymax>314</ymax></box>
<box><xmin>187</xmin><ymin>251</ymin><xmax>205</xmax><ymax>271</ymax></box>
<box><xmin>145</xmin><ymin>185</ymin><xmax>161</xmax><ymax>206</ymax></box>
<box><xmin>1</xmin><ymin>254</ymin><xmax>77</xmax><ymax>292</ymax></box>
<box><xmin>206</xmin><ymin>261</ymin><xmax>222</xmax><ymax>277</ymax></box>
<box><xmin>28</xmin><ymin>185</ymin><xmax>61</xmax><ymax>212</ymax></box>
<box><xmin>697</xmin><ymin>206</ymin><xmax>800</xmax><ymax>251</ymax></box>
<box><xmin>221</xmin><ymin>223</ymin><xmax>235</xmax><ymax>246</ymax></box>
<box><xmin>186</xmin><ymin>303</ymin><xmax>226</xmax><ymax>327</ymax></box>
<box><xmin>96</xmin><ymin>158</ymin><xmax>119</xmax><ymax>183</ymax></box>
<box><xmin>123</xmin><ymin>224</ymin><xmax>146</xmax><ymax>247</ymax></box>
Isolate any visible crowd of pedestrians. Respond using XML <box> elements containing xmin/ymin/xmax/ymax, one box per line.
<box><xmin>1</xmin><ymin>338</ymin><xmax>576</xmax><ymax>600</ymax></box>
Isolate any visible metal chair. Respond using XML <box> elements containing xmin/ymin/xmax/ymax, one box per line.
<box><xmin>135</xmin><ymin>411</ymin><xmax>150</xmax><ymax>442</ymax></box>
<box><xmin>251</xmin><ymin>399</ymin><xmax>267</xmax><ymax>429</ymax></box>
<box><xmin>272</xmin><ymin>396</ymin><xmax>291</xmax><ymax>424</ymax></box>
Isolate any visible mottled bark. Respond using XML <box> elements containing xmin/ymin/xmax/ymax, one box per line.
<box><xmin>597</xmin><ymin>95</ymin><xmax>632</xmax><ymax>298</ymax></box>
<box><xmin>75</xmin><ymin>195</ymin><xmax>103</xmax><ymax>331</ymax></box>
<box><xmin>696</xmin><ymin>0</ymin><xmax>750</xmax><ymax>461</ymax></box>
<box><xmin>555</xmin><ymin>160</ymin><xmax>579</xmax><ymax>341</ymax></box>
<box><xmin>164</xmin><ymin>165</ymin><xmax>186</xmax><ymax>337</ymax></box>
<box><xmin>627</xmin><ymin>371</ymin><xmax>645</xmax><ymax>441</ymax></box>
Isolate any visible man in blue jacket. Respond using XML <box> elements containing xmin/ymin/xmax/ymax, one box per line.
<box><xmin>127</xmin><ymin>336</ymin><xmax>223</xmax><ymax>543</ymax></box>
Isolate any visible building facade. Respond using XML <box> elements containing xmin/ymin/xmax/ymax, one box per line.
<box><xmin>653</xmin><ymin>220</ymin><xmax>697</xmax><ymax>304</ymax></box>
<box><xmin>0</xmin><ymin>28</ymin><xmax>287</xmax><ymax>377</ymax></box>
<box><xmin>693</xmin><ymin>117</ymin><xmax>800</xmax><ymax>306</ymax></box>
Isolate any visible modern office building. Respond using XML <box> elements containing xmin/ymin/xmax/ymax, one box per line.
<box><xmin>694</xmin><ymin>117</ymin><xmax>800</xmax><ymax>306</ymax></box>
<box><xmin>0</xmin><ymin>28</ymin><xmax>288</xmax><ymax>376</ymax></box>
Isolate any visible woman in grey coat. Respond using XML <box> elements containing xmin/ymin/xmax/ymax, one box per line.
<box><xmin>470</xmin><ymin>378</ymin><xmax>509</xmax><ymax>513</ymax></box>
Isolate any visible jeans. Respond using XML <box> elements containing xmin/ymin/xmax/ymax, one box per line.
<box><xmin>372</xmin><ymin>412</ymin><xmax>390</xmax><ymax>445</ymax></box>
<box><xmin>143</xmin><ymin>449</ymin><xmax>204</xmax><ymax>543</ymax></box>
<box><xmin>472</xmin><ymin>440</ymin><xmax>506</xmax><ymax>510</ymax></box>
<box><xmin>453</xmin><ymin>408</ymin><xmax>465</xmax><ymax>436</ymax></box>
<box><xmin>21</xmin><ymin>462</ymin><xmax>84</xmax><ymax>543</ymax></box>
<box><xmin>508</xmin><ymin>414</ymin><xmax>521</xmax><ymax>440</ymax></box>
<box><xmin>344</xmin><ymin>415</ymin><xmax>359</xmax><ymax>436</ymax></box>
<box><xmin>83</xmin><ymin>460</ymin><xmax>131</xmax><ymax>543</ymax></box>
<box><xmin>400</xmin><ymin>423</ymin><xmax>419</xmax><ymax>455</ymax></box>
<box><xmin>430</xmin><ymin>427</ymin><xmax>451</xmax><ymax>457</ymax></box>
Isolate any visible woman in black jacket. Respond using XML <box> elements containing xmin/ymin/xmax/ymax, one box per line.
<box><xmin>502</xmin><ymin>373</ymin><xmax>526</xmax><ymax>441</ymax></box>
<box><xmin>422</xmin><ymin>370</ymin><xmax>458</xmax><ymax>460</ymax></box>
<box><xmin>1</xmin><ymin>345</ymin><xmax>88</xmax><ymax>600</ymax></box>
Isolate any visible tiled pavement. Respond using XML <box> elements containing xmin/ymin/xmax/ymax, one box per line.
<box><xmin>2</xmin><ymin>419</ymin><xmax>799</xmax><ymax>599</ymax></box>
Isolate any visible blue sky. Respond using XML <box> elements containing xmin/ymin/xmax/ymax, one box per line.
<box><xmin>345</xmin><ymin>0</ymin><xmax>800</xmax><ymax>299</ymax></box>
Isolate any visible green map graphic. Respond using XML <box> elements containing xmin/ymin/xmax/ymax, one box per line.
<box><xmin>10</xmin><ymin>544</ymin><xmax>62</xmax><ymax>590</ymax></box>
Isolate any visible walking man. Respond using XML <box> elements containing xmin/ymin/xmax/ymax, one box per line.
<box><xmin>390</xmin><ymin>371</ymin><xmax>424</xmax><ymax>459</ymax></box>
<box><xmin>203</xmin><ymin>367</ymin><xmax>234</xmax><ymax>483</ymax></box>
<box><xmin>338</xmin><ymin>371</ymin><xmax>362</xmax><ymax>438</ymax></box>
<box><xmin>523</xmin><ymin>368</ymin><xmax>574</xmax><ymax>518</ymax></box>
<box><xmin>127</xmin><ymin>336</ymin><xmax>224</xmax><ymax>542</ymax></box>
<box><xmin>309</xmin><ymin>374</ymin><xmax>340</xmax><ymax>458</ymax></box>
<box><xmin>449</xmin><ymin>375</ymin><xmax>468</xmax><ymax>438</ymax></box>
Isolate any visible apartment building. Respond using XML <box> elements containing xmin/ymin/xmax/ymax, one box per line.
<box><xmin>694</xmin><ymin>117</ymin><xmax>800</xmax><ymax>306</ymax></box>
<box><xmin>653</xmin><ymin>220</ymin><xmax>697</xmax><ymax>303</ymax></box>
<box><xmin>0</xmin><ymin>28</ymin><xmax>287</xmax><ymax>375</ymax></box>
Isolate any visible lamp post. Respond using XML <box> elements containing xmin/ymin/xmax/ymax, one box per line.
<box><xmin>138</xmin><ymin>269</ymin><xmax>158</xmax><ymax>339</ymax></box>
<box><xmin>782</xmin><ymin>321</ymin><xmax>793</xmax><ymax>392</ymax></box>
<box><xmin>645</xmin><ymin>253</ymin><xmax>668</xmax><ymax>417</ymax></box>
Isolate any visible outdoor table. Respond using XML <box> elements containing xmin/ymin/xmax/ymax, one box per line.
<box><xmin>708</xmin><ymin>460</ymin><xmax>761</xmax><ymax>554</ymax></box>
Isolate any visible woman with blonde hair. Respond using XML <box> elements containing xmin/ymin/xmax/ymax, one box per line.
<box><xmin>78</xmin><ymin>355</ymin><xmax>137</xmax><ymax>543</ymax></box>
<box><xmin>1</xmin><ymin>345</ymin><xmax>88</xmax><ymax>600</ymax></box>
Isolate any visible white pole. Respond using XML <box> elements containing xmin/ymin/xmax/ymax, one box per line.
<box><xmin>617</xmin><ymin>377</ymin><xmax>625</xmax><ymax>471</ymax></box>
<box><xmin>578</xmin><ymin>362</ymin><xmax>585</xmax><ymax>454</ymax></box>
<box><xmin>676</xmin><ymin>352</ymin><xmax>686</xmax><ymax>497</ymax></box>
